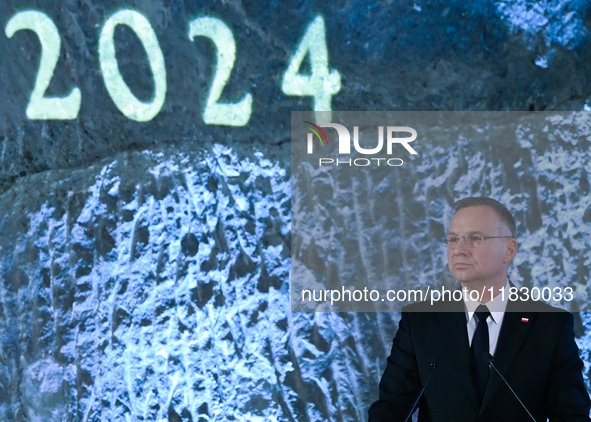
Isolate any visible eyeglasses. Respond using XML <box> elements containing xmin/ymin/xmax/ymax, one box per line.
<box><xmin>442</xmin><ymin>235</ymin><xmax>513</xmax><ymax>248</ymax></box>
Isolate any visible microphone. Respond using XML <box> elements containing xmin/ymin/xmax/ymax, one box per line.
<box><xmin>404</xmin><ymin>363</ymin><xmax>437</xmax><ymax>422</ymax></box>
<box><xmin>485</xmin><ymin>353</ymin><xmax>537</xmax><ymax>422</ymax></box>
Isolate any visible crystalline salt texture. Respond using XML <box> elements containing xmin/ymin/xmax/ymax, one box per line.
<box><xmin>495</xmin><ymin>0</ymin><xmax>586</xmax><ymax>50</ymax></box>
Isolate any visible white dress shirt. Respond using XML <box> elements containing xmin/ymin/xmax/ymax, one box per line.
<box><xmin>464</xmin><ymin>280</ymin><xmax>510</xmax><ymax>357</ymax></box>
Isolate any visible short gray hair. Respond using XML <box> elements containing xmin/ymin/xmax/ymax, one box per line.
<box><xmin>452</xmin><ymin>197</ymin><xmax>516</xmax><ymax>237</ymax></box>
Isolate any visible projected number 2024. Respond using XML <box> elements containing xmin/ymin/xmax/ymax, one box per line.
<box><xmin>5</xmin><ymin>10</ymin><xmax>340</xmax><ymax>125</ymax></box>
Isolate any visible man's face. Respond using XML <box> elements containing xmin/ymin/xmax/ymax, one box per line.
<box><xmin>447</xmin><ymin>205</ymin><xmax>516</xmax><ymax>288</ymax></box>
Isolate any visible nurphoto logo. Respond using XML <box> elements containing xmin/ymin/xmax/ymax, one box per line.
<box><xmin>303</xmin><ymin>121</ymin><xmax>418</xmax><ymax>167</ymax></box>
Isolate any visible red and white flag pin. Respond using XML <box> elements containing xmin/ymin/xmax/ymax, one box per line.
<box><xmin>521</xmin><ymin>317</ymin><xmax>529</xmax><ymax>322</ymax></box>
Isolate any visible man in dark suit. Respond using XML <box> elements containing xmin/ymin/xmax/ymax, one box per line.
<box><xmin>368</xmin><ymin>197</ymin><xmax>590</xmax><ymax>422</ymax></box>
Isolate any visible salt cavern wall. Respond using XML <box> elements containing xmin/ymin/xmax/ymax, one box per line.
<box><xmin>0</xmin><ymin>1</ymin><xmax>591</xmax><ymax>421</ymax></box>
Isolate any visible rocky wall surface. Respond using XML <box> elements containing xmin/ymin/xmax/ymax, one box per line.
<box><xmin>0</xmin><ymin>145</ymin><xmax>400</xmax><ymax>421</ymax></box>
<box><xmin>0</xmin><ymin>1</ymin><xmax>591</xmax><ymax>421</ymax></box>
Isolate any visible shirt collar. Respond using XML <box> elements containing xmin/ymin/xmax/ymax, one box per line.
<box><xmin>464</xmin><ymin>279</ymin><xmax>510</xmax><ymax>324</ymax></box>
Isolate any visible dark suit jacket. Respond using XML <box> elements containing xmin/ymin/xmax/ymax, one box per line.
<box><xmin>368</xmin><ymin>297</ymin><xmax>591</xmax><ymax>422</ymax></box>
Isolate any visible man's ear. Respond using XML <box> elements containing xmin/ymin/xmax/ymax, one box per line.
<box><xmin>503</xmin><ymin>238</ymin><xmax>518</xmax><ymax>263</ymax></box>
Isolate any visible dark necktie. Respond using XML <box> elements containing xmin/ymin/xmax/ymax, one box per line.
<box><xmin>472</xmin><ymin>304</ymin><xmax>490</xmax><ymax>404</ymax></box>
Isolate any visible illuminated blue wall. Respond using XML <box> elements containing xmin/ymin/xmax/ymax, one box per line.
<box><xmin>0</xmin><ymin>1</ymin><xmax>590</xmax><ymax>421</ymax></box>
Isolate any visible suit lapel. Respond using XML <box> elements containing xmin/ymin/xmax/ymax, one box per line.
<box><xmin>478</xmin><ymin>300</ymin><xmax>534</xmax><ymax>416</ymax></box>
<box><xmin>436</xmin><ymin>306</ymin><xmax>481</xmax><ymax>413</ymax></box>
